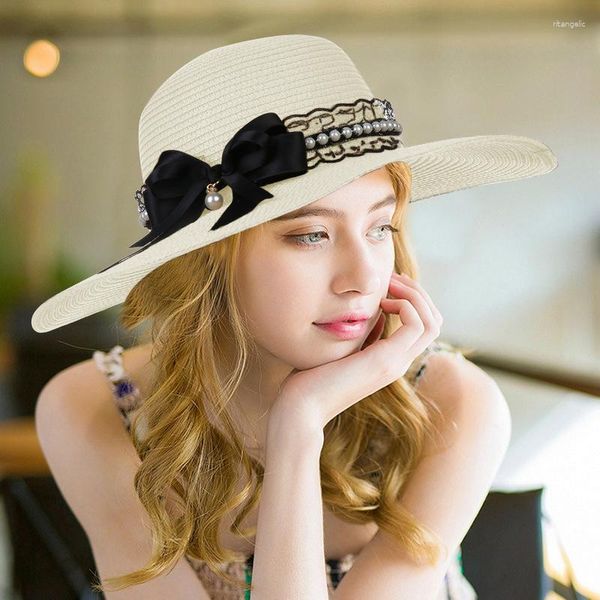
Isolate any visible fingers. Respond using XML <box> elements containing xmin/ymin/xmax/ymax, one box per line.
<box><xmin>379</xmin><ymin>272</ymin><xmax>442</xmax><ymax>361</ymax></box>
<box><xmin>362</xmin><ymin>272</ymin><xmax>442</xmax><ymax>355</ymax></box>
<box><xmin>384</xmin><ymin>277</ymin><xmax>435</xmax><ymax>326</ymax></box>
<box><xmin>393</xmin><ymin>272</ymin><xmax>443</xmax><ymax>327</ymax></box>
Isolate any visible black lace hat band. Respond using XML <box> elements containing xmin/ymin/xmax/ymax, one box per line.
<box><xmin>97</xmin><ymin>97</ymin><xmax>402</xmax><ymax>274</ymax></box>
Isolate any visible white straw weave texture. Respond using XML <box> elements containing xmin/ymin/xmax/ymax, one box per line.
<box><xmin>31</xmin><ymin>34</ymin><xmax>558</xmax><ymax>333</ymax></box>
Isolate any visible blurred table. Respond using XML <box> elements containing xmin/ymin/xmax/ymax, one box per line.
<box><xmin>0</xmin><ymin>417</ymin><xmax>49</xmax><ymax>477</ymax></box>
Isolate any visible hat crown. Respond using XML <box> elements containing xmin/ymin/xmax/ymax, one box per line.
<box><xmin>138</xmin><ymin>34</ymin><xmax>373</xmax><ymax>180</ymax></box>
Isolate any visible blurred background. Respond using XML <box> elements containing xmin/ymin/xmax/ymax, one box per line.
<box><xmin>0</xmin><ymin>1</ymin><xmax>598</xmax><ymax>599</ymax></box>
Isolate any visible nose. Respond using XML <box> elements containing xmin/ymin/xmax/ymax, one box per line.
<box><xmin>330</xmin><ymin>236</ymin><xmax>385</xmax><ymax>296</ymax></box>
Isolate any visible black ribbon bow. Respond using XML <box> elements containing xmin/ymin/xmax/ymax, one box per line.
<box><xmin>130</xmin><ymin>112</ymin><xmax>308</xmax><ymax>249</ymax></box>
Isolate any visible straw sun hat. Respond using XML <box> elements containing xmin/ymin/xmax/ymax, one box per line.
<box><xmin>31</xmin><ymin>34</ymin><xmax>558</xmax><ymax>333</ymax></box>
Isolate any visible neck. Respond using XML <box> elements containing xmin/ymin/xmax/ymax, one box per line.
<box><xmin>214</xmin><ymin>340</ymin><xmax>296</xmax><ymax>456</ymax></box>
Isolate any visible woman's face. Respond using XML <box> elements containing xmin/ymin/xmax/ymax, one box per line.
<box><xmin>235</xmin><ymin>167</ymin><xmax>398</xmax><ymax>371</ymax></box>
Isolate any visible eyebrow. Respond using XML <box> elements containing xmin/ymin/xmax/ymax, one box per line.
<box><xmin>272</xmin><ymin>194</ymin><xmax>397</xmax><ymax>221</ymax></box>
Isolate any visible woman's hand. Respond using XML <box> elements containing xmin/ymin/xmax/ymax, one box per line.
<box><xmin>269</xmin><ymin>272</ymin><xmax>443</xmax><ymax>435</ymax></box>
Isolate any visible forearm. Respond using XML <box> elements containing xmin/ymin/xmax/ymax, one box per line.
<box><xmin>250</xmin><ymin>417</ymin><xmax>329</xmax><ymax>600</ymax></box>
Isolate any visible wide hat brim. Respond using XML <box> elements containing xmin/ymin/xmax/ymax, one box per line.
<box><xmin>31</xmin><ymin>132</ymin><xmax>556</xmax><ymax>333</ymax></box>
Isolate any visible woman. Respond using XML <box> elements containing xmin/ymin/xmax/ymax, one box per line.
<box><xmin>32</xmin><ymin>34</ymin><xmax>557</xmax><ymax>599</ymax></box>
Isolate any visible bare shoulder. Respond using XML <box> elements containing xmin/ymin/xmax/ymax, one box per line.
<box><xmin>35</xmin><ymin>351</ymin><xmax>119</xmax><ymax>434</ymax></box>
<box><xmin>34</xmin><ymin>344</ymin><xmax>154</xmax><ymax>528</ymax></box>
<box><xmin>35</xmin><ymin>346</ymin><xmax>211</xmax><ymax>598</ymax></box>
<box><xmin>414</xmin><ymin>346</ymin><xmax>512</xmax><ymax>447</ymax></box>
<box><xmin>35</xmin><ymin>358</ymin><xmax>139</xmax><ymax>529</ymax></box>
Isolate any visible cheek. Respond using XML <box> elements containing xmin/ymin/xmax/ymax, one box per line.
<box><xmin>237</xmin><ymin>252</ymin><xmax>318</xmax><ymax>335</ymax></box>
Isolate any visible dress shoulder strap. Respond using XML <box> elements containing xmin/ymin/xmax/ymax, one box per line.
<box><xmin>406</xmin><ymin>340</ymin><xmax>464</xmax><ymax>387</ymax></box>
<box><xmin>93</xmin><ymin>345</ymin><xmax>141</xmax><ymax>428</ymax></box>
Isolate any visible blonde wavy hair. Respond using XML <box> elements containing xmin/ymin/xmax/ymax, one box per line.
<box><xmin>93</xmin><ymin>161</ymin><xmax>473</xmax><ymax>595</ymax></box>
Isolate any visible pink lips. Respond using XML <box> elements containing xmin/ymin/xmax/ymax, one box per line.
<box><xmin>314</xmin><ymin>311</ymin><xmax>371</xmax><ymax>324</ymax></box>
<box><xmin>313</xmin><ymin>319</ymin><xmax>370</xmax><ymax>340</ymax></box>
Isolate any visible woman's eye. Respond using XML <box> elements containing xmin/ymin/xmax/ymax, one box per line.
<box><xmin>288</xmin><ymin>224</ymin><xmax>399</xmax><ymax>248</ymax></box>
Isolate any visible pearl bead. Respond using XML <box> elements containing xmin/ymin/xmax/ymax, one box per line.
<box><xmin>303</xmin><ymin>119</ymin><xmax>402</xmax><ymax>147</ymax></box>
<box><xmin>138</xmin><ymin>209</ymin><xmax>150</xmax><ymax>228</ymax></box>
<box><xmin>352</xmin><ymin>123</ymin><xmax>363</xmax><ymax>136</ymax></box>
<box><xmin>205</xmin><ymin>191</ymin><xmax>223</xmax><ymax>210</ymax></box>
<box><xmin>328</xmin><ymin>129</ymin><xmax>341</xmax><ymax>142</ymax></box>
<box><xmin>316</xmin><ymin>133</ymin><xmax>329</xmax><ymax>145</ymax></box>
